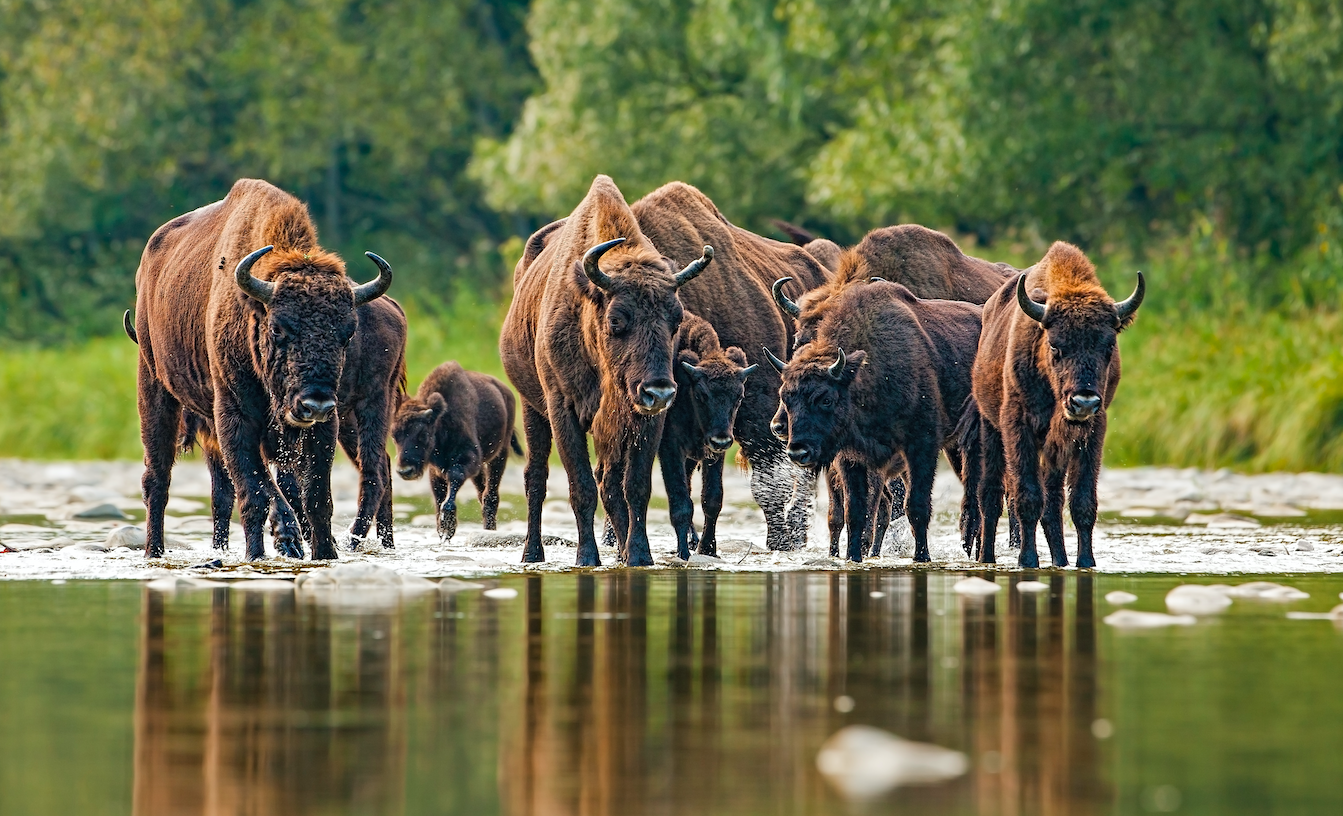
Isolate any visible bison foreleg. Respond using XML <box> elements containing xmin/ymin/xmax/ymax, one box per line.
<box><xmin>619</xmin><ymin>423</ymin><xmax>661</xmax><ymax>568</ymax></box>
<box><xmin>599</xmin><ymin>455</ymin><xmax>631</xmax><ymax>562</ymax></box>
<box><xmin>376</xmin><ymin>452</ymin><xmax>395</xmax><ymax>548</ymax></box>
<box><xmin>548</xmin><ymin>403</ymin><xmax>601</xmax><ymax>567</ymax></box>
<box><xmin>905</xmin><ymin>440</ymin><xmax>939</xmax><ymax>564</ymax></box>
<box><xmin>698</xmin><ymin>455</ymin><xmax>725</xmax><ymax>558</ymax></box>
<box><xmin>300</xmin><ymin>423</ymin><xmax>339</xmax><ymax>560</ymax></box>
<box><xmin>219</xmin><ymin>416</ymin><xmax>300</xmax><ymax>561</ymax></box>
<box><xmin>977</xmin><ymin>421</ymin><xmax>1006</xmax><ymax>564</ymax></box>
<box><xmin>661</xmin><ymin>451</ymin><xmax>696</xmax><ymax>561</ymax></box>
<box><xmin>202</xmin><ymin>440</ymin><xmax>234</xmax><ymax>552</ymax></box>
<box><xmin>1003</xmin><ymin>417</ymin><xmax>1043</xmax><ymax>570</ymax></box>
<box><xmin>839</xmin><ymin>461</ymin><xmax>869</xmax><ymax>563</ymax></box>
<box><xmin>1067</xmin><ymin>421</ymin><xmax>1105</xmax><ymax>569</ymax></box>
<box><xmin>826</xmin><ymin>466</ymin><xmax>844</xmax><ymax>558</ymax></box>
<box><xmin>1041</xmin><ymin>467</ymin><xmax>1069</xmax><ymax>568</ymax></box>
<box><xmin>439</xmin><ymin>467</ymin><xmax>465</xmax><ymax>542</ymax></box>
<box><xmin>429</xmin><ymin>472</ymin><xmax>449</xmax><ymax>538</ymax></box>
<box><xmin>520</xmin><ymin>405</ymin><xmax>553</xmax><ymax>564</ymax></box>
<box><xmin>481</xmin><ymin>451</ymin><xmax>507</xmax><ymax>531</ymax></box>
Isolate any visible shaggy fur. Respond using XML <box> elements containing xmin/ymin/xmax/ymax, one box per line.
<box><xmin>501</xmin><ymin>175</ymin><xmax>706</xmax><ymax>567</ymax></box>
<box><xmin>132</xmin><ymin>179</ymin><xmax>392</xmax><ymax>560</ymax></box>
<box><xmin>632</xmin><ymin>181</ymin><xmax>830</xmax><ymax>551</ymax></box>
<box><xmin>391</xmin><ymin>362</ymin><xmax>519</xmax><ymax>541</ymax></box>
<box><xmin>972</xmin><ymin>241</ymin><xmax>1141</xmax><ymax>568</ymax></box>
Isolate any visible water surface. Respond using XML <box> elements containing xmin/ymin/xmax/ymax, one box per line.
<box><xmin>2</xmin><ymin>572</ymin><xmax>1342</xmax><ymax>815</ymax></box>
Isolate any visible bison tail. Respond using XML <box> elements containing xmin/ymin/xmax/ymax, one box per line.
<box><xmin>510</xmin><ymin>430</ymin><xmax>524</xmax><ymax>456</ymax></box>
<box><xmin>772</xmin><ymin>219</ymin><xmax>817</xmax><ymax>246</ymax></box>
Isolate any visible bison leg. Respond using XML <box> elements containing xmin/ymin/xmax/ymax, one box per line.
<box><xmin>1041</xmin><ymin>467</ymin><xmax>1069</xmax><ymax>568</ymax></box>
<box><xmin>662</xmin><ymin>450</ymin><xmax>696</xmax><ymax>561</ymax></box>
<box><xmin>826</xmin><ymin>466</ymin><xmax>844</xmax><ymax>558</ymax></box>
<box><xmin>218</xmin><ymin>413</ymin><xmax>301</xmax><ymax>561</ymax></box>
<box><xmin>869</xmin><ymin>475</ymin><xmax>893</xmax><ymax>558</ymax></box>
<box><xmin>977</xmin><ymin>421</ymin><xmax>1006</xmax><ymax>564</ymax></box>
<box><xmin>521</xmin><ymin>405</ymin><xmax>552</xmax><ymax>563</ymax></box>
<box><xmin>429</xmin><ymin>471</ymin><xmax>449</xmax><ymax>539</ymax></box>
<box><xmin>619</xmin><ymin>422</ymin><xmax>661</xmax><ymax>567</ymax></box>
<box><xmin>376</xmin><ymin>452</ymin><xmax>395</xmax><ymax>548</ymax></box>
<box><xmin>785</xmin><ymin>471</ymin><xmax>814</xmax><ymax>550</ymax></box>
<box><xmin>202</xmin><ymin>438</ymin><xmax>234</xmax><ymax>551</ymax></box>
<box><xmin>1068</xmin><ymin>422</ymin><xmax>1105</xmax><ymax>569</ymax></box>
<box><xmin>1002</xmin><ymin>415</ymin><xmax>1043</xmax><ymax>570</ymax></box>
<box><xmin>138</xmin><ymin>369</ymin><xmax>182</xmax><ymax>559</ymax></box>
<box><xmin>698</xmin><ymin>455</ymin><xmax>725</xmax><ymax>558</ymax></box>
<box><xmin>299</xmin><ymin>423</ymin><xmax>340</xmax><ymax>560</ymax></box>
<box><xmin>599</xmin><ymin>454</ymin><xmax>631</xmax><ymax>562</ymax></box>
<box><xmin>548</xmin><ymin>403</ymin><xmax>601</xmax><ymax>567</ymax></box>
<box><xmin>905</xmin><ymin>438</ymin><xmax>939</xmax><ymax>563</ymax></box>
<box><xmin>439</xmin><ymin>467</ymin><xmax>466</xmax><ymax>542</ymax></box>
<box><xmin>747</xmin><ymin>453</ymin><xmax>796</xmax><ymax>551</ymax></box>
<box><xmin>274</xmin><ymin>467</ymin><xmax>313</xmax><ymax>546</ymax></box>
<box><xmin>481</xmin><ymin>451</ymin><xmax>506</xmax><ymax>531</ymax></box>
<box><xmin>839</xmin><ymin>461</ymin><xmax>869</xmax><ymax>563</ymax></box>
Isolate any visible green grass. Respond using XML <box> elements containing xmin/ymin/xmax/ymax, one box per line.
<box><xmin>5</xmin><ymin>245</ymin><xmax>1343</xmax><ymax>473</ymax></box>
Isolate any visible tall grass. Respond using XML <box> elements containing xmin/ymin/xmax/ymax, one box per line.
<box><xmin>3</xmin><ymin>239</ymin><xmax>1343</xmax><ymax>472</ymax></box>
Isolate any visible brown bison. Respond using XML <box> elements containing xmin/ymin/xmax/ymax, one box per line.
<box><xmin>131</xmin><ymin>179</ymin><xmax>392</xmax><ymax>560</ymax></box>
<box><xmin>972</xmin><ymin>242</ymin><xmax>1143</xmax><ymax>568</ymax></box>
<box><xmin>501</xmin><ymin>176</ymin><xmax>713</xmax><ymax>567</ymax></box>
<box><xmin>768</xmin><ymin>280</ymin><xmax>982</xmax><ymax>562</ymax></box>
<box><xmin>391</xmin><ymin>362</ymin><xmax>521</xmax><ymax>540</ymax></box>
<box><xmin>631</xmin><ymin>182</ymin><xmax>830</xmax><ymax>551</ymax></box>
<box><xmin>661</xmin><ymin>312</ymin><xmax>756</xmax><ymax>559</ymax></box>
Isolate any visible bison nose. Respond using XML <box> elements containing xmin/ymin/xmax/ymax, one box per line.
<box><xmin>299</xmin><ymin>397</ymin><xmax>337</xmax><ymax>423</ymax></box>
<box><xmin>708</xmin><ymin>434</ymin><xmax>733</xmax><ymax>451</ymax></box>
<box><xmin>771</xmin><ymin>419</ymin><xmax>788</xmax><ymax>441</ymax></box>
<box><xmin>787</xmin><ymin>443</ymin><xmax>814</xmax><ymax>466</ymax></box>
<box><xmin>638</xmin><ymin>382</ymin><xmax>677</xmax><ymax>413</ymax></box>
<box><xmin>396</xmin><ymin>465</ymin><xmax>416</xmax><ymax>479</ymax></box>
<box><xmin>1067</xmin><ymin>392</ymin><xmax>1101</xmax><ymax>419</ymax></box>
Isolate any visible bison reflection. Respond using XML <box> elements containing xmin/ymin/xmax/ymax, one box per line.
<box><xmin>133</xmin><ymin>589</ymin><xmax>406</xmax><ymax>816</ymax></box>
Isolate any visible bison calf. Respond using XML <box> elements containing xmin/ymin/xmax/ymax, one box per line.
<box><xmin>661</xmin><ymin>313</ymin><xmax>757</xmax><ymax>559</ymax></box>
<box><xmin>392</xmin><ymin>362</ymin><xmax>521</xmax><ymax>541</ymax></box>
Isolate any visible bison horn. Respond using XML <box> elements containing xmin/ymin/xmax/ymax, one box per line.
<box><xmin>123</xmin><ymin>310</ymin><xmax>137</xmax><ymax>344</ymax></box>
<box><xmin>675</xmin><ymin>245</ymin><xmax>714</xmax><ymax>289</ymax></box>
<box><xmin>680</xmin><ymin>361</ymin><xmax>699</xmax><ymax>378</ymax></box>
<box><xmin>740</xmin><ymin>363</ymin><xmax>759</xmax><ymax>378</ymax></box>
<box><xmin>829</xmin><ymin>348</ymin><xmax>848</xmax><ymax>380</ymax></box>
<box><xmin>1015</xmin><ymin>274</ymin><xmax>1047</xmax><ymax>323</ymax></box>
<box><xmin>869</xmin><ymin>276</ymin><xmax>886</xmax><ymax>283</ymax></box>
<box><xmin>234</xmin><ymin>246</ymin><xmax>276</xmax><ymax>304</ymax></box>
<box><xmin>763</xmin><ymin>346</ymin><xmax>786</xmax><ymax>373</ymax></box>
<box><xmin>1115</xmin><ymin>271</ymin><xmax>1146</xmax><ymax>322</ymax></box>
<box><xmin>772</xmin><ymin>277</ymin><xmax>801</xmax><ymax>318</ymax></box>
<box><xmin>353</xmin><ymin>252</ymin><xmax>394</xmax><ymax>305</ymax></box>
<box><xmin>583</xmin><ymin>237</ymin><xmax>625</xmax><ymax>290</ymax></box>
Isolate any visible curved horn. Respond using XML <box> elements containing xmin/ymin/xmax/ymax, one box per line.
<box><xmin>763</xmin><ymin>346</ymin><xmax>786</xmax><ymax>373</ymax></box>
<box><xmin>740</xmin><ymin>363</ymin><xmax>759</xmax><ymax>378</ymax></box>
<box><xmin>680</xmin><ymin>361</ymin><xmax>698</xmax><ymax>378</ymax></box>
<box><xmin>675</xmin><ymin>245</ymin><xmax>714</xmax><ymax>289</ymax></box>
<box><xmin>122</xmin><ymin>310</ymin><xmax>137</xmax><ymax>344</ymax></box>
<box><xmin>869</xmin><ymin>276</ymin><xmax>886</xmax><ymax>283</ymax></box>
<box><xmin>772</xmin><ymin>277</ymin><xmax>801</xmax><ymax>318</ymax></box>
<box><xmin>353</xmin><ymin>252</ymin><xmax>394</xmax><ymax>305</ymax></box>
<box><xmin>234</xmin><ymin>245</ymin><xmax>275</xmax><ymax>304</ymax></box>
<box><xmin>1015</xmin><ymin>274</ymin><xmax>1046</xmax><ymax>323</ymax></box>
<box><xmin>583</xmin><ymin>237</ymin><xmax>625</xmax><ymax>290</ymax></box>
<box><xmin>1115</xmin><ymin>271</ymin><xmax>1146</xmax><ymax>322</ymax></box>
<box><xmin>828</xmin><ymin>347</ymin><xmax>848</xmax><ymax>380</ymax></box>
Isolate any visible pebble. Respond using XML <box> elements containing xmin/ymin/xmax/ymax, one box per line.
<box><xmin>72</xmin><ymin>503</ymin><xmax>130</xmax><ymax>521</ymax></box>
<box><xmin>816</xmin><ymin>725</ymin><xmax>968</xmax><ymax>800</ymax></box>
<box><xmin>952</xmin><ymin>577</ymin><xmax>1001</xmax><ymax>595</ymax></box>
<box><xmin>1104</xmin><ymin>609</ymin><xmax>1197</xmax><ymax>628</ymax></box>
<box><xmin>1166</xmin><ymin>585</ymin><xmax>1233</xmax><ymax>615</ymax></box>
<box><xmin>1105</xmin><ymin>590</ymin><xmax>1139</xmax><ymax>605</ymax></box>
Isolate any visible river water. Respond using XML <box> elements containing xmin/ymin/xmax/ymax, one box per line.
<box><xmin>2</xmin><ymin>571</ymin><xmax>1342</xmax><ymax>815</ymax></box>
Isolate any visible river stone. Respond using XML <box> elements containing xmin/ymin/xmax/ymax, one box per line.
<box><xmin>952</xmin><ymin>577</ymin><xmax>1001</xmax><ymax>596</ymax></box>
<box><xmin>1105</xmin><ymin>609</ymin><xmax>1197</xmax><ymax>628</ymax></box>
<box><xmin>1016</xmin><ymin>580</ymin><xmax>1050</xmax><ymax>593</ymax></box>
<box><xmin>816</xmin><ymin>725</ymin><xmax>968</xmax><ymax>800</ymax></box>
<box><xmin>1105</xmin><ymin>590</ymin><xmax>1139</xmax><ymax>605</ymax></box>
<box><xmin>73</xmin><ymin>503</ymin><xmax>130</xmax><ymax>520</ymax></box>
<box><xmin>1166</xmin><ymin>584</ymin><xmax>1233</xmax><ymax>615</ymax></box>
<box><xmin>106</xmin><ymin>526</ymin><xmax>146</xmax><ymax>549</ymax></box>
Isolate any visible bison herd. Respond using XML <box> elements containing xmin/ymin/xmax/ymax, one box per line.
<box><xmin>126</xmin><ymin>176</ymin><xmax>1143</xmax><ymax>569</ymax></box>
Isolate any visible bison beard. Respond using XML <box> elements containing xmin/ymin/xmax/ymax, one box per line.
<box><xmin>500</xmin><ymin>175</ymin><xmax>713</xmax><ymax>567</ymax></box>
<box><xmin>131</xmin><ymin>179</ymin><xmax>391</xmax><ymax>560</ymax></box>
<box><xmin>971</xmin><ymin>241</ymin><xmax>1144</xmax><ymax>568</ymax></box>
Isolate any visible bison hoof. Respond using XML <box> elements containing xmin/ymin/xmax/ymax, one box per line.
<box><xmin>438</xmin><ymin>515</ymin><xmax>457</xmax><ymax>541</ymax></box>
<box><xmin>1077</xmin><ymin>555</ymin><xmax>1096</xmax><ymax>569</ymax></box>
<box><xmin>1018</xmin><ymin>550</ymin><xmax>1040</xmax><ymax>569</ymax></box>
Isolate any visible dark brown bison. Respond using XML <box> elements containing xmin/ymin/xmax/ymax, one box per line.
<box><xmin>391</xmin><ymin>361</ymin><xmax>521</xmax><ymax>540</ymax></box>
<box><xmin>661</xmin><ymin>312</ymin><xmax>756</xmax><ymax>559</ymax></box>
<box><xmin>768</xmin><ymin>280</ymin><xmax>982</xmax><ymax>562</ymax></box>
<box><xmin>501</xmin><ymin>175</ymin><xmax>713</xmax><ymax>567</ymax></box>
<box><xmin>131</xmin><ymin>179</ymin><xmax>392</xmax><ymax>560</ymax></box>
<box><xmin>631</xmin><ymin>182</ymin><xmax>830</xmax><ymax>551</ymax></box>
<box><xmin>972</xmin><ymin>241</ymin><xmax>1143</xmax><ymax>568</ymax></box>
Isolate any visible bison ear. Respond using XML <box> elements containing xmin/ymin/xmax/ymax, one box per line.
<box><xmin>426</xmin><ymin>393</ymin><xmax>447</xmax><ymax>416</ymax></box>
<box><xmin>837</xmin><ymin>349</ymin><xmax>866</xmax><ymax>384</ymax></box>
<box><xmin>725</xmin><ymin>346</ymin><xmax>748</xmax><ymax>367</ymax></box>
<box><xmin>570</xmin><ymin>260</ymin><xmax>605</xmax><ymax>303</ymax></box>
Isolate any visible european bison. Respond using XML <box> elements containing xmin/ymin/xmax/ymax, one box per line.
<box><xmin>501</xmin><ymin>175</ymin><xmax>713</xmax><ymax>566</ymax></box>
<box><xmin>768</xmin><ymin>280</ymin><xmax>982</xmax><ymax>562</ymax></box>
<box><xmin>661</xmin><ymin>312</ymin><xmax>756</xmax><ymax>559</ymax></box>
<box><xmin>972</xmin><ymin>241</ymin><xmax>1143</xmax><ymax>568</ymax></box>
<box><xmin>131</xmin><ymin>179</ymin><xmax>392</xmax><ymax>560</ymax></box>
<box><xmin>631</xmin><ymin>182</ymin><xmax>830</xmax><ymax>551</ymax></box>
<box><xmin>391</xmin><ymin>362</ymin><xmax>521</xmax><ymax>540</ymax></box>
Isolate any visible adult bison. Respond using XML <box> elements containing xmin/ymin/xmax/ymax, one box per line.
<box><xmin>631</xmin><ymin>182</ymin><xmax>830</xmax><ymax>551</ymax></box>
<box><xmin>131</xmin><ymin>179</ymin><xmax>393</xmax><ymax>560</ymax></box>
<box><xmin>501</xmin><ymin>175</ymin><xmax>713</xmax><ymax>567</ymax></box>
<box><xmin>972</xmin><ymin>241</ymin><xmax>1143</xmax><ymax>568</ymax></box>
<box><xmin>768</xmin><ymin>280</ymin><xmax>982</xmax><ymax>562</ymax></box>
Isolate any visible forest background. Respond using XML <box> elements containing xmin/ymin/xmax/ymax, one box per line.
<box><xmin>3</xmin><ymin>0</ymin><xmax>1343</xmax><ymax>471</ymax></box>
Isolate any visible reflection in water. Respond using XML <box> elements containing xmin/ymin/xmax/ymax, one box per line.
<box><xmin>132</xmin><ymin>572</ymin><xmax>1106</xmax><ymax>815</ymax></box>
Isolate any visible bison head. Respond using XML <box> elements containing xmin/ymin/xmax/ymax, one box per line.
<box><xmin>573</xmin><ymin>238</ymin><xmax>713</xmax><ymax>416</ymax></box>
<box><xmin>676</xmin><ymin>346</ymin><xmax>757</xmax><ymax>456</ymax></box>
<box><xmin>766</xmin><ymin>344</ymin><xmax>866</xmax><ymax>471</ymax></box>
<box><xmin>390</xmin><ymin>393</ymin><xmax>445</xmax><ymax>481</ymax></box>
<box><xmin>1016</xmin><ymin>271</ymin><xmax>1144</xmax><ymax>422</ymax></box>
<box><xmin>234</xmin><ymin>245</ymin><xmax>392</xmax><ymax>428</ymax></box>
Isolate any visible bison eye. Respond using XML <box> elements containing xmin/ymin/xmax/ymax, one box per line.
<box><xmin>821</xmin><ymin>396</ymin><xmax>833</xmax><ymax>408</ymax></box>
<box><xmin>1050</xmin><ymin>345</ymin><xmax>1062</xmax><ymax>360</ymax></box>
<box><xmin>609</xmin><ymin>316</ymin><xmax>628</xmax><ymax>336</ymax></box>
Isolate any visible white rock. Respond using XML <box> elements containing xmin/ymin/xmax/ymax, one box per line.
<box><xmin>231</xmin><ymin>579</ymin><xmax>295</xmax><ymax>592</ymax></box>
<box><xmin>688</xmin><ymin>553</ymin><xmax>723</xmax><ymax>565</ymax></box>
<box><xmin>1165</xmin><ymin>585</ymin><xmax>1233</xmax><ymax>615</ymax></box>
<box><xmin>816</xmin><ymin>725</ymin><xmax>968</xmax><ymax>800</ymax></box>
<box><xmin>1016</xmin><ymin>581</ymin><xmax>1050</xmax><ymax>594</ymax></box>
<box><xmin>438</xmin><ymin>577</ymin><xmax>486</xmax><ymax>593</ymax></box>
<box><xmin>1105</xmin><ymin>590</ymin><xmax>1139</xmax><ymax>605</ymax></box>
<box><xmin>483</xmin><ymin>587</ymin><xmax>519</xmax><ymax>600</ymax></box>
<box><xmin>1104</xmin><ymin>610</ymin><xmax>1197</xmax><ymax>629</ymax></box>
<box><xmin>953</xmin><ymin>577</ymin><xmax>1001</xmax><ymax>595</ymax></box>
<box><xmin>1223</xmin><ymin>581</ymin><xmax>1309</xmax><ymax>600</ymax></box>
<box><xmin>72</xmin><ymin>503</ymin><xmax>130</xmax><ymax>521</ymax></box>
<box><xmin>106</xmin><ymin>526</ymin><xmax>147</xmax><ymax>549</ymax></box>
